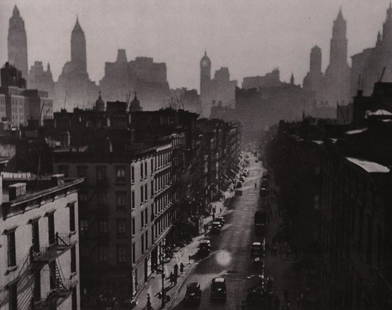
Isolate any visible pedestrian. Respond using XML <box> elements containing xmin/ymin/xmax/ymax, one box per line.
<box><xmin>146</xmin><ymin>293</ymin><xmax>152</xmax><ymax>310</ymax></box>
<box><xmin>180</xmin><ymin>262</ymin><xmax>184</xmax><ymax>273</ymax></box>
<box><xmin>169</xmin><ymin>272</ymin><xmax>174</xmax><ymax>285</ymax></box>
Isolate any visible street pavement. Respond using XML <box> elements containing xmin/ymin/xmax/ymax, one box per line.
<box><xmin>169</xmin><ymin>154</ymin><xmax>264</xmax><ymax>310</ymax></box>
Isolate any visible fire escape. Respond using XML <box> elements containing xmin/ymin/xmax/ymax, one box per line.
<box><xmin>11</xmin><ymin>233</ymin><xmax>77</xmax><ymax>310</ymax></box>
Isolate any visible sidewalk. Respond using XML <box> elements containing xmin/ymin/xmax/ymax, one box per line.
<box><xmin>133</xmin><ymin>235</ymin><xmax>202</xmax><ymax>310</ymax></box>
<box><xmin>133</xmin><ymin>191</ymin><xmax>233</xmax><ymax>310</ymax></box>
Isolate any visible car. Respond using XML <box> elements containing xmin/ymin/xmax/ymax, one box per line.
<box><xmin>215</xmin><ymin>216</ymin><xmax>224</xmax><ymax>227</ymax></box>
<box><xmin>185</xmin><ymin>282</ymin><xmax>201</xmax><ymax>305</ymax></box>
<box><xmin>210</xmin><ymin>277</ymin><xmax>226</xmax><ymax>301</ymax></box>
<box><xmin>251</xmin><ymin>241</ymin><xmax>265</xmax><ymax>258</ymax></box>
<box><xmin>211</xmin><ymin>221</ymin><xmax>222</xmax><ymax>234</ymax></box>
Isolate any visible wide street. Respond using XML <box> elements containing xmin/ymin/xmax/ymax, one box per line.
<box><xmin>169</xmin><ymin>155</ymin><xmax>264</xmax><ymax>310</ymax></box>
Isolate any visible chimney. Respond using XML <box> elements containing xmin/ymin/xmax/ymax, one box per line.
<box><xmin>8</xmin><ymin>183</ymin><xmax>27</xmax><ymax>200</ymax></box>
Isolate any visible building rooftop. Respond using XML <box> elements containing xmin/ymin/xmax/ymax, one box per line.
<box><xmin>346</xmin><ymin>157</ymin><xmax>390</xmax><ymax>174</ymax></box>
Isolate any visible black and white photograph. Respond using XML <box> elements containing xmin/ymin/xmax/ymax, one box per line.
<box><xmin>0</xmin><ymin>1</ymin><xmax>391</xmax><ymax>309</ymax></box>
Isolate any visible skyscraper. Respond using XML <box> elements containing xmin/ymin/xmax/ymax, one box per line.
<box><xmin>200</xmin><ymin>51</ymin><xmax>211</xmax><ymax>97</ymax></box>
<box><xmin>55</xmin><ymin>18</ymin><xmax>98</xmax><ymax>111</ymax></box>
<box><xmin>303</xmin><ymin>45</ymin><xmax>323</xmax><ymax>100</ymax></box>
<box><xmin>323</xmin><ymin>8</ymin><xmax>351</xmax><ymax>105</ymax></box>
<box><xmin>7</xmin><ymin>5</ymin><xmax>28</xmax><ymax>80</ymax></box>
<box><xmin>71</xmin><ymin>18</ymin><xmax>87</xmax><ymax>73</ymax></box>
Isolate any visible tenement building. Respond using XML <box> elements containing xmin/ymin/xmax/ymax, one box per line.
<box><xmin>53</xmin><ymin>138</ymin><xmax>174</xmax><ymax>309</ymax></box>
<box><xmin>0</xmin><ymin>173</ymin><xmax>83</xmax><ymax>310</ymax></box>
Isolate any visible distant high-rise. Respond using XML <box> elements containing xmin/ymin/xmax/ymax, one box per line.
<box><xmin>55</xmin><ymin>18</ymin><xmax>98</xmax><ymax>111</ymax></box>
<box><xmin>200</xmin><ymin>51</ymin><xmax>211</xmax><ymax>96</ymax></box>
<box><xmin>71</xmin><ymin>18</ymin><xmax>87</xmax><ymax>72</ymax></box>
<box><xmin>303</xmin><ymin>46</ymin><xmax>323</xmax><ymax>99</ymax></box>
<box><xmin>199</xmin><ymin>52</ymin><xmax>236</xmax><ymax>117</ymax></box>
<box><xmin>323</xmin><ymin>8</ymin><xmax>351</xmax><ymax>105</ymax></box>
<box><xmin>351</xmin><ymin>3</ymin><xmax>392</xmax><ymax>96</ymax></box>
<box><xmin>8</xmin><ymin>5</ymin><xmax>28</xmax><ymax>80</ymax></box>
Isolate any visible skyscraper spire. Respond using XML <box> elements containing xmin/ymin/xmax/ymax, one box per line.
<box><xmin>13</xmin><ymin>5</ymin><xmax>20</xmax><ymax>16</ymax></box>
<box><xmin>71</xmin><ymin>16</ymin><xmax>87</xmax><ymax>72</ymax></box>
<box><xmin>8</xmin><ymin>5</ymin><xmax>28</xmax><ymax>79</ymax></box>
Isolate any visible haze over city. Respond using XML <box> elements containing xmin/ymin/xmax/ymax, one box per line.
<box><xmin>0</xmin><ymin>0</ymin><xmax>390</xmax><ymax>89</ymax></box>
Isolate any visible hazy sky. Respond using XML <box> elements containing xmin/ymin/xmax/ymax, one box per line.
<box><xmin>0</xmin><ymin>0</ymin><xmax>390</xmax><ymax>89</ymax></box>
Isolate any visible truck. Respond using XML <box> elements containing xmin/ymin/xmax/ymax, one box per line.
<box><xmin>254</xmin><ymin>210</ymin><xmax>266</xmax><ymax>235</ymax></box>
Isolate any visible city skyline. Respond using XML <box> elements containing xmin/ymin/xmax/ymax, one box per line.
<box><xmin>0</xmin><ymin>0</ymin><xmax>390</xmax><ymax>90</ymax></box>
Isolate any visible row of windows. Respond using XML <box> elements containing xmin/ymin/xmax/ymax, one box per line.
<box><xmin>154</xmin><ymin>192</ymin><xmax>173</xmax><ymax>216</ymax></box>
<box><xmin>97</xmin><ymin>245</ymin><xmax>128</xmax><ymax>263</ymax></box>
<box><xmin>95</xmin><ymin>218</ymin><xmax>127</xmax><ymax>235</ymax></box>
<box><xmin>6</xmin><ymin>203</ymin><xmax>76</xmax><ymax>268</ymax></box>
<box><xmin>58</xmin><ymin>165</ymin><xmax>127</xmax><ymax>183</ymax></box>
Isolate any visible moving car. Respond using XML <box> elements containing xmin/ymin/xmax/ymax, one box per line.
<box><xmin>198</xmin><ymin>239</ymin><xmax>211</xmax><ymax>256</ymax></box>
<box><xmin>210</xmin><ymin>277</ymin><xmax>226</xmax><ymax>301</ymax></box>
<box><xmin>254</xmin><ymin>211</ymin><xmax>267</xmax><ymax>235</ymax></box>
<box><xmin>211</xmin><ymin>221</ymin><xmax>222</xmax><ymax>234</ymax></box>
<box><xmin>185</xmin><ymin>282</ymin><xmax>201</xmax><ymax>305</ymax></box>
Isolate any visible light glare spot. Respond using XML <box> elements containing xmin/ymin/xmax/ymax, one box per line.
<box><xmin>215</xmin><ymin>250</ymin><xmax>232</xmax><ymax>266</ymax></box>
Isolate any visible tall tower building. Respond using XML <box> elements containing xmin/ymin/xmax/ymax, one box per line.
<box><xmin>200</xmin><ymin>51</ymin><xmax>211</xmax><ymax>95</ymax></box>
<box><xmin>329</xmin><ymin>8</ymin><xmax>348</xmax><ymax>68</ymax></box>
<box><xmin>323</xmin><ymin>8</ymin><xmax>351</xmax><ymax>105</ymax></box>
<box><xmin>71</xmin><ymin>18</ymin><xmax>87</xmax><ymax>72</ymax></box>
<box><xmin>8</xmin><ymin>5</ymin><xmax>28</xmax><ymax>80</ymax></box>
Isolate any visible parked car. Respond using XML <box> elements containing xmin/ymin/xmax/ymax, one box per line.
<box><xmin>251</xmin><ymin>240</ymin><xmax>265</xmax><ymax>258</ymax></box>
<box><xmin>211</xmin><ymin>221</ymin><xmax>222</xmax><ymax>234</ymax></box>
<box><xmin>215</xmin><ymin>216</ymin><xmax>224</xmax><ymax>227</ymax></box>
<box><xmin>198</xmin><ymin>239</ymin><xmax>211</xmax><ymax>256</ymax></box>
<box><xmin>185</xmin><ymin>282</ymin><xmax>201</xmax><ymax>305</ymax></box>
<box><xmin>210</xmin><ymin>277</ymin><xmax>226</xmax><ymax>301</ymax></box>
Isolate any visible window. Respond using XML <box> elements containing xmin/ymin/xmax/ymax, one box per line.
<box><xmin>96</xmin><ymin>166</ymin><xmax>106</xmax><ymax>182</ymax></box>
<box><xmin>117</xmin><ymin>219</ymin><xmax>126</xmax><ymax>235</ymax></box>
<box><xmin>49</xmin><ymin>261</ymin><xmax>56</xmax><ymax>289</ymax></box>
<box><xmin>71</xmin><ymin>246</ymin><xmax>76</xmax><ymax>273</ymax></box>
<box><xmin>8</xmin><ymin>282</ymin><xmax>17</xmax><ymax>310</ymax></box>
<box><xmin>7</xmin><ymin>230</ymin><xmax>16</xmax><ymax>267</ymax></box>
<box><xmin>131</xmin><ymin>166</ymin><xmax>135</xmax><ymax>183</ymax></box>
<box><xmin>48</xmin><ymin>212</ymin><xmax>55</xmax><ymax>245</ymax></box>
<box><xmin>140</xmin><ymin>186</ymin><xmax>144</xmax><ymax>203</ymax></box>
<box><xmin>144</xmin><ymin>209</ymin><xmax>148</xmax><ymax>226</ymax></box>
<box><xmin>141</xmin><ymin>235</ymin><xmax>144</xmax><ymax>254</ymax></box>
<box><xmin>115</xmin><ymin>166</ymin><xmax>126</xmax><ymax>182</ymax></box>
<box><xmin>141</xmin><ymin>212</ymin><xmax>144</xmax><ymax>229</ymax></box>
<box><xmin>131</xmin><ymin>191</ymin><xmax>135</xmax><ymax>209</ymax></box>
<box><xmin>33</xmin><ymin>269</ymin><xmax>41</xmax><ymax>301</ymax></box>
<box><xmin>117</xmin><ymin>246</ymin><xmax>127</xmax><ymax>263</ymax></box>
<box><xmin>144</xmin><ymin>162</ymin><xmax>148</xmax><ymax>178</ymax></box>
<box><xmin>97</xmin><ymin>246</ymin><xmax>108</xmax><ymax>262</ymax></box>
<box><xmin>31</xmin><ymin>220</ymin><xmax>40</xmax><ymax>253</ymax></box>
<box><xmin>98</xmin><ymin>219</ymin><xmax>109</xmax><ymax>233</ymax></box>
<box><xmin>144</xmin><ymin>184</ymin><xmax>148</xmax><ymax>201</ymax></box>
<box><xmin>69</xmin><ymin>203</ymin><xmax>76</xmax><ymax>232</ymax></box>
<box><xmin>145</xmin><ymin>231</ymin><xmax>148</xmax><ymax>249</ymax></box>
<box><xmin>151</xmin><ymin>158</ymin><xmax>154</xmax><ymax>172</ymax></box>
<box><xmin>132</xmin><ymin>243</ymin><xmax>136</xmax><ymax>263</ymax></box>
<box><xmin>116</xmin><ymin>192</ymin><xmax>127</xmax><ymax>209</ymax></box>
<box><xmin>141</xmin><ymin>162</ymin><xmax>144</xmax><ymax>180</ymax></box>
<box><xmin>151</xmin><ymin>181</ymin><xmax>154</xmax><ymax>196</ymax></box>
<box><xmin>132</xmin><ymin>217</ymin><xmax>135</xmax><ymax>235</ymax></box>
<box><xmin>80</xmin><ymin>220</ymin><xmax>88</xmax><ymax>234</ymax></box>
